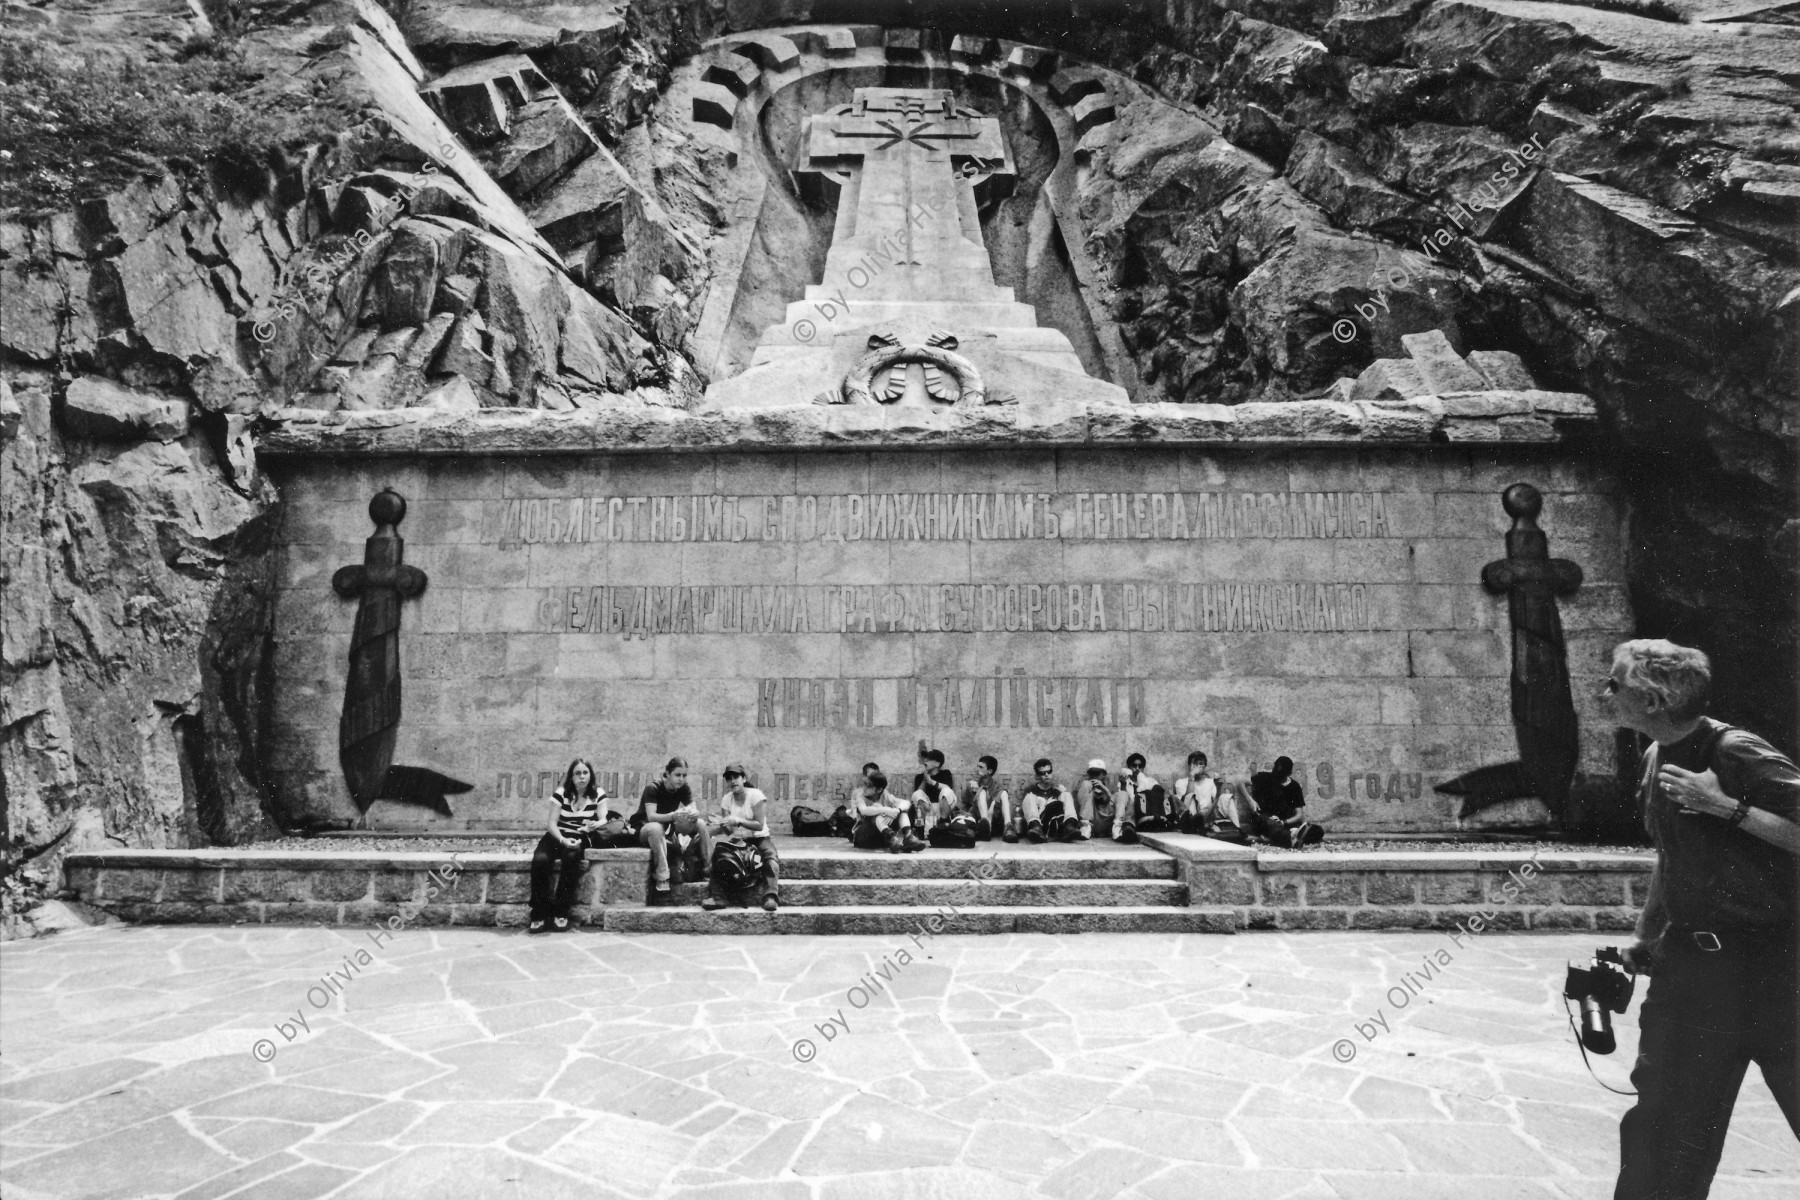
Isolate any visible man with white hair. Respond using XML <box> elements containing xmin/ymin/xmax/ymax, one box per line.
<box><xmin>1602</xmin><ymin>639</ymin><xmax>1799</xmax><ymax>1199</ymax></box>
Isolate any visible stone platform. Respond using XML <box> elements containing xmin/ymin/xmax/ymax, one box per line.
<box><xmin>65</xmin><ymin>838</ymin><xmax>1653</xmax><ymax>936</ymax></box>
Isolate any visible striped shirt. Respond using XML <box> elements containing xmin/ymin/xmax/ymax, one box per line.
<box><xmin>553</xmin><ymin>787</ymin><xmax>605</xmax><ymax>839</ymax></box>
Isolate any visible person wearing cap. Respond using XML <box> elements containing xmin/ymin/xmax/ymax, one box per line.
<box><xmin>1075</xmin><ymin>758</ymin><xmax>1132</xmax><ymax>842</ymax></box>
<box><xmin>702</xmin><ymin>764</ymin><xmax>779</xmax><ymax>911</ymax></box>
<box><xmin>1245</xmin><ymin>756</ymin><xmax>1323</xmax><ymax>847</ymax></box>
<box><xmin>1020</xmin><ymin>757</ymin><xmax>1079</xmax><ymax>842</ymax></box>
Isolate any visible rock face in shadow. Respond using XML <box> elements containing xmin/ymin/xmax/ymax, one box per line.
<box><xmin>0</xmin><ymin>369</ymin><xmax>280</xmax><ymax>903</ymax></box>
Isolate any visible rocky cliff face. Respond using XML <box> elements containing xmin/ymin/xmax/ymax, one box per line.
<box><xmin>1</xmin><ymin>0</ymin><xmax>1793</xmax><ymax>903</ymax></box>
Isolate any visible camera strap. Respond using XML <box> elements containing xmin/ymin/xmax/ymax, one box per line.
<box><xmin>1562</xmin><ymin>997</ymin><xmax>1637</xmax><ymax>1097</ymax></box>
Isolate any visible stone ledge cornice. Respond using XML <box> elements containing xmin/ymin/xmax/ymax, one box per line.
<box><xmin>256</xmin><ymin>391</ymin><xmax>1597</xmax><ymax>457</ymax></box>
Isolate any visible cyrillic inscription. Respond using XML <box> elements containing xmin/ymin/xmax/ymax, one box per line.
<box><xmin>541</xmin><ymin>582</ymin><xmax>1374</xmax><ymax>636</ymax></box>
<box><xmin>754</xmin><ymin>675</ymin><xmax>1148</xmax><ymax>728</ymax></box>
<box><xmin>495</xmin><ymin>490</ymin><xmax>1393</xmax><ymax>546</ymax></box>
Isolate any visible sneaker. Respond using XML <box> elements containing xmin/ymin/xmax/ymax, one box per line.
<box><xmin>1002</xmin><ymin>828</ymin><xmax>1020</xmax><ymax>844</ymax></box>
<box><xmin>762</xmin><ymin>894</ymin><xmax>779</xmax><ymax>913</ymax></box>
<box><xmin>1025</xmin><ymin>822</ymin><xmax>1045</xmax><ymax>844</ymax></box>
<box><xmin>1118</xmin><ymin>823</ymin><xmax>1139</xmax><ymax>845</ymax></box>
<box><xmin>887</xmin><ymin>833</ymin><xmax>906</xmax><ymax>855</ymax></box>
<box><xmin>1078</xmin><ymin>821</ymin><xmax>1092</xmax><ymax>841</ymax></box>
<box><xmin>701</xmin><ymin>895</ymin><xmax>727</xmax><ymax>911</ymax></box>
<box><xmin>647</xmin><ymin>885</ymin><xmax>674</xmax><ymax>906</ymax></box>
<box><xmin>901</xmin><ymin>833</ymin><xmax>927</xmax><ymax>853</ymax></box>
<box><xmin>551</xmin><ymin>915</ymin><xmax>571</xmax><ymax>932</ymax></box>
<box><xmin>527</xmin><ymin>918</ymin><xmax>547</xmax><ymax>934</ymax></box>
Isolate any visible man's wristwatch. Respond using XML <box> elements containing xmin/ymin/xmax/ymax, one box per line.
<box><xmin>1727</xmin><ymin>800</ymin><xmax>1752</xmax><ymax>828</ymax></box>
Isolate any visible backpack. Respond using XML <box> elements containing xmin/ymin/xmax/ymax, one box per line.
<box><xmin>711</xmin><ymin>840</ymin><xmax>766</xmax><ymax>892</ymax></box>
<box><xmin>791</xmin><ymin>805</ymin><xmax>833</xmax><ymax>837</ymax></box>
<box><xmin>828</xmin><ymin>804</ymin><xmax>855</xmax><ymax>839</ymax></box>
<box><xmin>929</xmin><ymin>813</ymin><xmax>979</xmax><ymax>849</ymax></box>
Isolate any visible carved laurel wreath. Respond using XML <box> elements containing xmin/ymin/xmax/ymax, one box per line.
<box><xmin>834</xmin><ymin>331</ymin><xmax>988</xmax><ymax>406</ymax></box>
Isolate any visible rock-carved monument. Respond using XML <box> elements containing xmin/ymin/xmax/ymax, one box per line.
<box><xmin>256</xmin><ymin>26</ymin><xmax>1635</xmax><ymax>834</ymax></box>
<box><xmin>705</xmin><ymin>86</ymin><xmax>1126</xmax><ymax>410</ymax></box>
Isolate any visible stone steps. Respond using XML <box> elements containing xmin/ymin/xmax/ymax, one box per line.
<box><xmin>605</xmin><ymin>905</ymin><xmax>1237</xmax><ymax>935</ymax></box>
<box><xmin>672</xmin><ymin>878</ymin><xmax>1188</xmax><ymax>907</ymax></box>
<box><xmin>772</xmin><ymin>848</ymin><xmax>1177</xmax><ymax>881</ymax></box>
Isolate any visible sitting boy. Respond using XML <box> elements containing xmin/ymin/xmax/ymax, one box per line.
<box><xmin>851</xmin><ymin>771</ymin><xmax>927</xmax><ymax>854</ymax></box>
<box><xmin>1121</xmin><ymin>753</ymin><xmax>1172</xmax><ymax>834</ymax></box>
<box><xmin>1245</xmin><ymin>757</ymin><xmax>1325</xmax><ymax>847</ymax></box>
<box><xmin>965</xmin><ymin>755</ymin><xmax>1016</xmax><ymax>842</ymax></box>
<box><xmin>923</xmin><ymin>770</ymin><xmax>979</xmax><ymax>848</ymax></box>
<box><xmin>1020</xmin><ymin>758</ymin><xmax>1079</xmax><ymax>842</ymax></box>
<box><xmin>1173</xmin><ymin>751</ymin><xmax>1244</xmax><ymax>841</ymax></box>
<box><xmin>702</xmin><ymin>764</ymin><xmax>780</xmax><ymax>912</ymax></box>
<box><xmin>1077</xmin><ymin>759</ymin><xmax>1132</xmax><ymax>842</ymax></box>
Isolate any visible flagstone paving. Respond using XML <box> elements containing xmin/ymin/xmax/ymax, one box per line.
<box><xmin>2</xmin><ymin>927</ymin><xmax>1794</xmax><ymax>1199</ymax></box>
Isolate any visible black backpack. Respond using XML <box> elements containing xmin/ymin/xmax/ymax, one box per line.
<box><xmin>712</xmin><ymin>840</ymin><xmax>766</xmax><ymax>892</ymax></box>
<box><xmin>791</xmin><ymin>805</ymin><xmax>833</xmax><ymax>837</ymax></box>
<box><xmin>828</xmin><ymin>804</ymin><xmax>855</xmax><ymax>839</ymax></box>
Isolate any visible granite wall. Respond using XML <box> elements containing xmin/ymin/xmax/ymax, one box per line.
<box><xmin>268</xmin><ymin>442</ymin><xmax>1631</xmax><ymax>831</ymax></box>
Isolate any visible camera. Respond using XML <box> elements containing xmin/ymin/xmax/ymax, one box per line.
<box><xmin>1564</xmin><ymin>947</ymin><xmax>1637</xmax><ymax>1054</ymax></box>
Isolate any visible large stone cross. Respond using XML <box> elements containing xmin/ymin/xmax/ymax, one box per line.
<box><xmin>806</xmin><ymin>89</ymin><xmax>1008</xmax><ymax>278</ymax></box>
<box><xmin>704</xmin><ymin>86</ymin><xmax>1129</xmax><ymax>409</ymax></box>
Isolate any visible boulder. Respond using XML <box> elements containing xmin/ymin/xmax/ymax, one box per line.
<box><xmin>482</xmin><ymin>97</ymin><xmax>600</xmax><ymax>198</ymax></box>
<box><xmin>1285</xmin><ymin>132</ymin><xmax>1428</xmax><ymax>239</ymax></box>
<box><xmin>370</xmin><ymin>219</ymin><xmax>470</xmax><ymax>331</ymax></box>
<box><xmin>525</xmin><ymin>148</ymin><xmax>633</xmax><ymax>251</ymax></box>
<box><xmin>1399</xmin><ymin>330</ymin><xmax>1486</xmax><ymax>393</ymax></box>
<box><xmin>61</xmin><ymin>377</ymin><xmax>189</xmax><ymax>442</ymax></box>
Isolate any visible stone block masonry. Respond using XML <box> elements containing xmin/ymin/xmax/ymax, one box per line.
<box><xmin>266</xmin><ymin>440</ymin><xmax>1630</xmax><ymax>834</ymax></box>
<box><xmin>1147</xmin><ymin>836</ymin><xmax>1652</xmax><ymax>934</ymax></box>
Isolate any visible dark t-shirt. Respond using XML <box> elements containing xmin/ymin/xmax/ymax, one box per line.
<box><xmin>1251</xmin><ymin>772</ymin><xmax>1305</xmax><ymax>822</ymax></box>
<box><xmin>631</xmin><ymin>781</ymin><xmax>693</xmax><ymax>830</ymax></box>
<box><xmin>1645</xmin><ymin>719</ymin><xmax>1800</xmax><ymax>932</ymax></box>
<box><xmin>912</xmin><ymin>769</ymin><xmax>954</xmax><ymax>796</ymax></box>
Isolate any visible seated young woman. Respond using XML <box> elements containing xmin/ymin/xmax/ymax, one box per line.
<box><xmin>528</xmin><ymin>758</ymin><xmax>615</xmax><ymax>933</ymax></box>
<box><xmin>702</xmin><ymin>764</ymin><xmax>780</xmax><ymax>912</ymax></box>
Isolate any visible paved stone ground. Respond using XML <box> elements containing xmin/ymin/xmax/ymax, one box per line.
<box><xmin>2</xmin><ymin>928</ymin><xmax>1794</xmax><ymax>1200</ymax></box>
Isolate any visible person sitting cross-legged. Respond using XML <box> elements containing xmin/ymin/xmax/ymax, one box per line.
<box><xmin>851</xmin><ymin>771</ymin><xmax>926</xmax><ymax>854</ymax></box>
<box><xmin>702</xmin><ymin>764</ymin><xmax>780</xmax><ymax>912</ymax></box>
<box><xmin>1020</xmin><ymin>758</ymin><xmax>1080</xmax><ymax>843</ymax></box>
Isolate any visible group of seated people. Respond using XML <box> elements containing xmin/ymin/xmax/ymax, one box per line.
<box><xmin>526</xmin><ymin>750</ymin><xmax>1325</xmax><ymax>929</ymax></box>
<box><xmin>843</xmin><ymin>748</ymin><xmax>1326</xmax><ymax>854</ymax></box>
<box><xmin>528</xmin><ymin>756</ymin><xmax>777</xmax><ymax>931</ymax></box>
